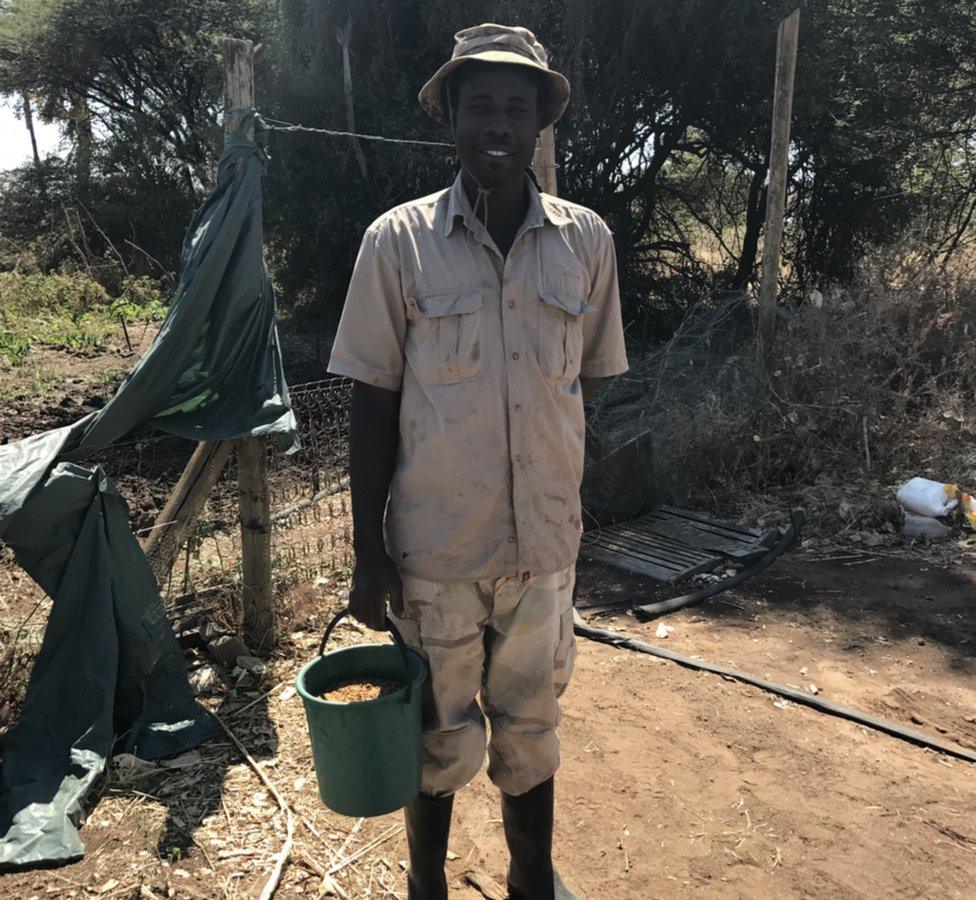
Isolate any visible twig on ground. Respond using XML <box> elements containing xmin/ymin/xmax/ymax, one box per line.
<box><xmin>261</xmin><ymin>813</ymin><xmax>294</xmax><ymax>900</ymax></box>
<box><xmin>299</xmin><ymin>810</ymin><xmax>342</xmax><ymax>867</ymax></box>
<box><xmin>463</xmin><ymin>869</ymin><xmax>507</xmax><ymax>900</ymax></box>
<box><xmin>298</xmin><ymin>849</ymin><xmax>351</xmax><ymax>899</ymax></box>
<box><xmin>211</xmin><ymin>711</ymin><xmax>294</xmax><ymax>900</ymax></box>
<box><xmin>224</xmin><ymin>680</ymin><xmax>286</xmax><ymax>720</ymax></box>
<box><xmin>190</xmin><ymin>835</ymin><xmax>231</xmax><ymax>899</ymax></box>
<box><xmin>336</xmin><ymin>816</ymin><xmax>364</xmax><ymax>859</ymax></box>
<box><xmin>328</xmin><ymin>823</ymin><xmax>404</xmax><ymax>876</ymax></box>
<box><xmin>862</xmin><ymin>416</ymin><xmax>871</xmax><ymax>470</ymax></box>
<box><xmin>217</xmin><ymin>848</ymin><xmax>259</xmax><ymax>860</ymax></box>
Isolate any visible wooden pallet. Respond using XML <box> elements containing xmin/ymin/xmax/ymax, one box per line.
<box><xmin>579</xmin><ymin>506</ymin><xmax>778</xmax><ymax>584</ymax></box>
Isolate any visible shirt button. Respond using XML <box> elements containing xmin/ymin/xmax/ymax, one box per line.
<box><xmin>508</xmin><ymin>300</ymin><xmax>516</xmax><ymax>308</ymax></box>
<box><xmin>507</xmin><ymin>535</ymin><xmax>516</xmax><ymax>543</ymax></box>
<box><xmin>515</xmin><ymin>403</ymin><xmax>522</xmax><ymax>412</ymax></box>
<box><xmin>512</xmin><ymin>352</ymin><xmax>519</xmax><ymax>360</ymax></box>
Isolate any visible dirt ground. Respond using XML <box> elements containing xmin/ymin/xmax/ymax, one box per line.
<box><xmin>1</xmin><ymin>550</ymin><xmax>974</xmax><ymax>899</ymax></box>
<box><xmin>2</xmin><ymin>338</ymin><xmax>975</xmax><ymax>897</ymax></box>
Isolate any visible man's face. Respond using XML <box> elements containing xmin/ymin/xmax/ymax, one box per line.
<box><xmin>453</xmin><ymin>64</ymin><xmax>540</xmax><ymax>191</ymax></box>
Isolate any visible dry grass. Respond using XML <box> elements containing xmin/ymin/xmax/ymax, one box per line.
<box><xmin>0</xmin><ymin>590</ymin><xmax>411</xmax><ymax>899</ymax></box>
<box><xmin>598</xmin><ymin>240</ymin><xmax>976</xmax><ymax>538</ymax></box>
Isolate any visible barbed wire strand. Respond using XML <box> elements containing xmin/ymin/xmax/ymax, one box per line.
<box><xmin>262</xmin><ymin>117</ymin><xmax>454</xmax><ymax>150</ymax></box>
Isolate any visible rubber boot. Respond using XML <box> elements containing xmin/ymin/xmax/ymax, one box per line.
<box><xmin>502</xmin><ymin>777</ymin><xmax>556</xmax><ymax>900</ymax></box>
<box><xmin>404</xmin><ymin>791</ymin><xmax>454</xmax><ymax>900</ymax></box>
<box><xmin>503</xmin><ymin>778</ymin><xmax>580</xmax><ymax>900</ymax></box>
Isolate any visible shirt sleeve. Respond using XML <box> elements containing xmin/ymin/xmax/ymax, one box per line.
<box><xmin>580</xmin><ymin>221</ymin><xmax>629</xmax><ymax>378</ymax></box>
<box><xmin>327</xmin><ymin>224</ymin><xmax>406</xmax><ymax>392</ymax></box>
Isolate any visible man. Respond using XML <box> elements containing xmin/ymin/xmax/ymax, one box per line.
<box><xmin>327</xmin><ymin>23</ymin><xmax>628</xmax><ymax>899</ymax></box>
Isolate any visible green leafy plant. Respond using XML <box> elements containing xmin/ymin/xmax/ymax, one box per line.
<box><xmin>0</xmin><ymin>329</ymin><xmax>32</xmax><ymax>366</ymax></box>
<box><xmin>0</xmin><ymin>272</ymin><xmax>169</xmax><ymax>355</ymax></box>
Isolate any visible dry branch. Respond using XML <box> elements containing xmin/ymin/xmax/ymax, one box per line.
<box><xmin>211</xmin><ymin>710</ymin><xmax>293</xmax><ymax>900</ymax></box>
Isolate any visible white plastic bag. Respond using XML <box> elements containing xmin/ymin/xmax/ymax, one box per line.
<box><xmin>896</xmin><ymin>477</ymin><xmax>959</xmax><ymax>518</ymax></box>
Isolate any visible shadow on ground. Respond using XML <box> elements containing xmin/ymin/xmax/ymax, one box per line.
<box><xmin>575</xmin><ymin>554</ymin><xmax>976</xmax><ymax>667</ymax></box>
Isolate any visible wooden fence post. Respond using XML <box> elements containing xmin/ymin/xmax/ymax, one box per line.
<box><xmin>758</xmin><ymin>7</ymin><xmax>800</xmax><ymax>344</ymax></box>
<box><xmin>237</xmin><ymin>437</ymin><xmax>273</xmax><ymax>649</ymax></box>
<box><xmin>223</xmin><ymin>37</ymin><xmax>275</xmax><ymax>651</ymax></box>
<box><xmin>143</xmin><ymin>39</ymin><xmax>273</xmax><ymax>650</ymax></box>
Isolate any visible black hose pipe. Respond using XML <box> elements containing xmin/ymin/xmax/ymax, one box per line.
<box><xmin>573</xmin><ymin>613</ymin><xmax>976</xmax><ymax>765</ymax></box>
<box><xmin>632</xmin><ymin>508</ymin><xmax>806</xmax><ymax>621</ymax></box>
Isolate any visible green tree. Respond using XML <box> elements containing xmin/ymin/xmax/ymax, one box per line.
<box><xmin>4</xmin><ymin>0</ymin><xmax>976</xmax><ymax>329</ymax></box>
<box><xmin>0</xmin><ymin>0</ymin><xmax>274</xmax><ymax>278</ymax></box>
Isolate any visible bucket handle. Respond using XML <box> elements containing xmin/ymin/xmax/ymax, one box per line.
<box><xmin>318</xmin><ymin>608</ymin><xmax>414</xmax><ymax>704</ymax></box>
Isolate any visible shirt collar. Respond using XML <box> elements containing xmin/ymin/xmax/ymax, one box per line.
<box><xmin>442</xmin><ymin>170</ymin><xmax>572</xmax><ymax>238</ymax></box>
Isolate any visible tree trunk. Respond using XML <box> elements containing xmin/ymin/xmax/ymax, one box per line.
<box><xmin>22</xmin><ymin>93</ymin><xmax>49</xmax><ymax>207</ymax></box>
<box><xmin>728</xmin><ymin>166</ymin><xmax>767</xmax><ymax>291</ymax></box>
<box><xmin>73</xmin><ymin>98</ymin><xmax>94</xmax><ymax>197</ymax></box>
<box><xmin>336</xmin><ymin>18</ymin><xmax>371</xmax><ymax>193</ymax></box>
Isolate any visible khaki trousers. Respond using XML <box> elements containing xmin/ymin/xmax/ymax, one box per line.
<box><xmin>389</xmin><ymin>564</ymin><xmax>576</xmax><ymax>797</ymax></box>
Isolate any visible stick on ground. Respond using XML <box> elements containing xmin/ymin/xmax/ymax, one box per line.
<box><xmin>211</xmin><ymin>709</ymin><xmax>294</xmax><ymax>900</ymax></box>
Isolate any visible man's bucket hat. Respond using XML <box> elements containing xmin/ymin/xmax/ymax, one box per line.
<box><xmin>419</xmin><ymin>23</ymin><xmax>570</xmax><ymax>130</ymax></box>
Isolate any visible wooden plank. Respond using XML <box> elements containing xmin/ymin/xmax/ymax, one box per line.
<box><xmin>585</xmin><ymin>526</ymin><xmax>715</xmax><ymax>564</ymax></box>
<box><xmin>580</xmin><ymin>544</ymin><xmax>689</xmax><ymax>583</ymax></box>
<box><xmin>656</xmin><ymin>506</ymin><xmax>777</xmax><ymax>559</ymax></box>
<box><xmin>646</xmin><ymin>515</ymin><xmax>762</xmax><ymax>546</ymax></box>
<box><xmin>580</xmin><ymin>502</ymin><xmax>779</xmax><ymax>583</ymax></box>
<box><xmin>142</xmin><ymin>37</ymin><xmax>258</xmax><ymax>590</ymax></box>
<box><xmin>143</xmin><ymin>38</ymin><xmax>271</xmax><ymax>604</ymax></box>
<box><xmin>223</xmin><ymin>37</ymin><xmax>254</xmax><ymax>140</ymax></box>
<box><xmin>657</xmin><ymin>504</ymin><xmax>766</xmax><ymax>539</ymax></box>
<box><xmin>758</xmin><ymin>7</ymin><xmax>800</xmax><ymax>343</ymax></box>
<box><xmin>582</xmin><ymin>535</ymin><xmax>691</xmax><ymax>571</ymax></box>
<box><xmin>143</xmin><ymin>440</ymin><xmax>234</xmax><ymax>583</ymax></box>
<box><xmin>580</xmin><ymin>532</ymin><xmax>722</xmax><ymax>583</ymax></box>
<box><xmin>583</xmin><ymin>540</ymin><xmax>691</xmax><ymax>575</ymax></box>
<box><xmin>639</xmin><ymin>517</ymin><xmax>771</xmax><ymax>561</ymax></box>
<box><xmin>532</xmin><ymin>126</ymin><xmax>558</xmax><ymax>195</ymax></box>
<box><xmin>605</xmin><ymin>526</ymin><xmax>717</xmax><ymax>563</ymax></box>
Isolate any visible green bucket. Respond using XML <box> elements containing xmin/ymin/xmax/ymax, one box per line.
<box><xmin>295</xmin><ymin>609</ymin><xmax>427</xmax><ymax>817</ymax></box>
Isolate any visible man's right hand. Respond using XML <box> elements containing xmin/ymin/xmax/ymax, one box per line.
<box><xmin>348</xmin><ymin>552</ymin><xmax>403</xmax><ymax>631</ymax></box>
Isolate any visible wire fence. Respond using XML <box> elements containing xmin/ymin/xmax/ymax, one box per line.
<box><xmin>1</xmin><ymin>378</ymin><xmax>355</xmax><ymax>623</ymax></box>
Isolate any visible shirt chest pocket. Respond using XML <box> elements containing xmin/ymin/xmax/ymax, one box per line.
<box><xmin>536</xmin><ymin>289</ymin><xmax>596</xmax><ymax>383</ymax></box>
<box><xmin>405</xmin><ymin>288</ymin><xmax>486</xmax><ymax>386</ymax></box>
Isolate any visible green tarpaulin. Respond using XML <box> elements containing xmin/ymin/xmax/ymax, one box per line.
<box><xmin>0</xmin><ymin>111</ymin><xmax>297</xmax><ymax>870</ymax></box>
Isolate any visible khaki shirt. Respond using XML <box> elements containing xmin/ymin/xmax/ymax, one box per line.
<box><xmin>328</xmin><ymin>172</ymin><xmax>629</xmax><ymax>582</ymax></box>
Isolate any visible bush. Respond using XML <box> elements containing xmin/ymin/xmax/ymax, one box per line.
<box><xmin>0</xmin><ymin>271</ymin><xmax>110</xmax><ymax>316</ymax></box>
<box><xmin>110</xmin><ymin>275</ymin><xmax>170</xmax><ymax>323</ymax></box>
<box><xmin>755</xmin><ymin>242</ymin><xmax>976</xmax><ymax>485</ymax></box>
<box><xmin>0</xmin><ymin>271</ymin><xmax>169</xmax><ymax>363</ymax></box>
<box><xmin>595</xmin><ymin>240</ymin><xmax>976</xmax><ymax>534</ymax></box>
